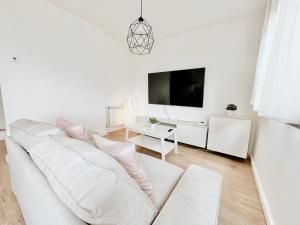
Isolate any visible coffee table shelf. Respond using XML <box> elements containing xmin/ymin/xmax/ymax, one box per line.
<box><xmin>128</xmin><ymin>135</ymin><xmax>175</xmax><ymax>155</ymax></box>
<box><xmin>125</xmin><ymin>122</ymin><xmax>178</xmax><ymax>161</ymax></box>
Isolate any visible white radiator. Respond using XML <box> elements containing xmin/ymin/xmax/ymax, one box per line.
<box><xmin>108</xmin><ymin>106</ymin><xmax>124</xmax><ymax>128</ymax></box>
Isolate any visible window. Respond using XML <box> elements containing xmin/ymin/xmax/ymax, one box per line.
<box><xmin>251</xmin><ymin>0</ymin><xmax>300</xmax><ymax>125</ymax></box>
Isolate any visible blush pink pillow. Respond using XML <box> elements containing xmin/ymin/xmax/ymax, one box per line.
<box><xmin>93</xmin><ymin>134</ymin><xmax>153</xmax><ymax>199</ymax></box>
<box><xmin>65</xmin><ymin>125</ymin><xmax>88</xmax><ymax>141</ymax></box>
<box><xmin>56</xmin><ymin>116</ymin><xmax>73</xmax><ymax>130</ymax></box>
<box><xmin>56</xmin><ymin>117</ymin><xmax>87</xmax><ymax>141</ymax></box>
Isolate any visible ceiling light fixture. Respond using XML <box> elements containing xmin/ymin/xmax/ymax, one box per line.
<box><xmin>127</xmin><ymin>0</ymin><xmax>154</xmax><ymax>55</ymax></box>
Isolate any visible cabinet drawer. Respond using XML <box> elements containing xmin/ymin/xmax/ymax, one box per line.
<box><xmin>177</xmin><ymin>124</ymin><xmax>207</xmax><ymax>148</ymax></box>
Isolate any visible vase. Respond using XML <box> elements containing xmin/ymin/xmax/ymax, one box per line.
<box><xmin>150</xmin><ymin>124</ymin><xmax>156</xmax><ymax>129</ymax></box>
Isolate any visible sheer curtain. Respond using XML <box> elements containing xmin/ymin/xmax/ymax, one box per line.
<box><xmin>251</xmin><ymin>0</ymin><xmax>300</xmax><ymax>124</ymax></box>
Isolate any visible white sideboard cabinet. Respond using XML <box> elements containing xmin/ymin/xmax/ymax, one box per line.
<box><xmin>207</xmin><ymin>116</ymin><xmax>252</xmax><ymax>158</ymax></box>
<box><xmin>136</xmin><ymin>116</ymin><xmax>208</xmax><ymax>148</ymax></box>
<box><xmin>177</xmin><ymin>123</ymin><xmax>207</xmax><ymax>148</ymax></box>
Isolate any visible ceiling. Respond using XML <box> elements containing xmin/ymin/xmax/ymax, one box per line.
<box><xmin>47</xmin><ymin>0</ymin><xmax>267</xmax><ymax>40</ymax></box>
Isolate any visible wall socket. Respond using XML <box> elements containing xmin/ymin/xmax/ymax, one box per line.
<box><xmin>10</xmin><ymin>57</ymin><xmax>19</xmax><ymax>63</ymax></box>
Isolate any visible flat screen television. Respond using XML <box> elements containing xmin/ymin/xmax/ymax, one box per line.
<box><xmin>148</xmin><ymin>68</ymin><xmax>205</xmax><ymax>107</ymax></box>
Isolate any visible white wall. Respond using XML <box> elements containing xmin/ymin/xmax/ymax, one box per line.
<box><xmin>251</xmin><ymin>118</ymin><xmax>300</xmax><ymax>225</ymax></box>
<box><xmin>0</xmin><ymin>0</ymin><xmax>264</xmax><ymax>131</ymax></box>
<box><xmin>106</xmin><ymin>35</ymin><xmax>133</xmax><ymax>107</ymax></box>
<box><xmin>132</xmin><ymin>14</ymin><xmax>264</xmax><ymax>122</ymax></box>
<box><xmin>0</xmin><ymin>0</ymin><xmax>108</xmax><ymax>132</ymax></box>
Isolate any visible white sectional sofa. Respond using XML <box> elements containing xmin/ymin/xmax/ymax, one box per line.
<box><xmin>6</xmin><ymin>119</ymin><xmax>222</xmax><ymax>225</ymax></box>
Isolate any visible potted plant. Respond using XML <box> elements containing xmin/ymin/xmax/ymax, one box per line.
<box><xmin>148</xmin><ymin>117</ymin><xmax>159</xmax><ymax>129</ymax></box>
<box><xmin>226</xmin><ymin>104</ymin><xmax>237</xmax><ymax>117</ymax></box>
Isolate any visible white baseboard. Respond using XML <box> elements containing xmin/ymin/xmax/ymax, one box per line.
<box><xmin>251</xmin><ymin>156</ymin><xmax>275</xmax><ymax>225</ymax></box>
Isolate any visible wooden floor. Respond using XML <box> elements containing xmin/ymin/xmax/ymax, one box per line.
<box><xmin>0</xmin><ymin>141</ymin><xmax>25</xmax><ymax>225</ymax></box>
<box><xmin>0</xmin><ymin>129</ymin><xmax>266</xmax><ymax>225</ymax></box>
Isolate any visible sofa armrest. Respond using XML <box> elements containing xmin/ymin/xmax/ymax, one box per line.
<box><xmin>152</xmin><ymin>165</ymin><xmax>222</xmax><ymax>225</ymax></box>
<box><xmin>5</xmin><ymin>137</ymin><xmax>88</xmax><ymax>225</ymax></box>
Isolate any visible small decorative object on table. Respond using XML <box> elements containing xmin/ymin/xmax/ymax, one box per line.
<box><xmin>226</xmin><ymin>104</ymin><xmax>237</xmax><ymax>117</ymax></box>
<box><xmin>148</xmin><ymin>117</ymin><xmax>159</xmax><ymax>129</ymax></box>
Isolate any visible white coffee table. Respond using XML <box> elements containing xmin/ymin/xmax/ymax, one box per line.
<box><xmin>125</xmin><ymin>122</ymin><xmax>178</xmax><ymax>161</ymax></box>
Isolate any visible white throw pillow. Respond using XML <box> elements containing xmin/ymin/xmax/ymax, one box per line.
<box><xmin>9</xmin><ymin>119</ymin><xmax>65</xmax><ymax>149</ymax></box>
<box><xmin>28</xmin><ymin>135</ymin><xmax>157</xmax><ymax>225</ymax></box>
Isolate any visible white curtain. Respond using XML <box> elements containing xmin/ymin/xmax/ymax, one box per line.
<box><xmin>251</xmin><ymin>0</ymin><xmax>300</xmax><ymax>124</ymax></box>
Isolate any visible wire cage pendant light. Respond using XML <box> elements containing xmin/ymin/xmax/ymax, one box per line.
<box><xmin>127</xmin><ymin>0</ymin><xmax>154</xmax><ymax>55</ymax></box>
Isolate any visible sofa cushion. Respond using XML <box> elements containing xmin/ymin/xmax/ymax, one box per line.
<box><xmin>93</xmin><ymin>135</ymin><xmax>153</xmax><ymax>199</ymax></box>
<box><xmin>10</xmin><ymin>119</ymin><xmax>65</xmax><ymax>149</ymax></box>
<box><xmin>56</xmin><ymin>116</ymin><xmax>73</xmax><ymax>129</ymax></box>
<box><xmin>152</xmin><ymin>164</ymin><xmax>222</xmax><ymax>225</ymax></box>
<box><xmin>27</xmin><ymin>135</ymin><xmax>157</xmax><ymax>225</ymax></box>
<box><xmin>64</xmin><ymin>125</ymin><xmax>88</xmax><ymax>141</ymax></box>
<box><xmin>56</xmin><ymin>116</ymin><xmax>95</xmax><ymax>144</ymax></box>
<box><xmin>137</xmin><ymin>153</ymin><xmax>184</xmax><ymax>210</ymax></box>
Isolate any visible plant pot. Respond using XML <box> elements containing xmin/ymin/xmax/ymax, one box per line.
<box><xmin>150</xmin><ymin>123</ymin><xmax>156</xmax><ymax>129</ymax></box>
<box><xmin>226</xmin><ymin>110</ymin><xmax>234</xmax><ymax>117</ymax></box>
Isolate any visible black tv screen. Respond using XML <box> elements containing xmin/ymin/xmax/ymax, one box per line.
<box><xmin>148</xmin><ymin>68</ymin><xmax>205</xmax><ymax>107</ymax></box>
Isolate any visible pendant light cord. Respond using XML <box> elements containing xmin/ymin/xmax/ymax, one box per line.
<box><xmin>141</xmin><ymin>0</ymin><xmax>143</xmax><ymax>17</ymax></box>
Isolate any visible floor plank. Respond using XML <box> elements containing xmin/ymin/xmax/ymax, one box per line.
<box><xmin>0</xmin><ymin>141</ymin><xmax>26</xmax><ymax>225</ymax></box>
